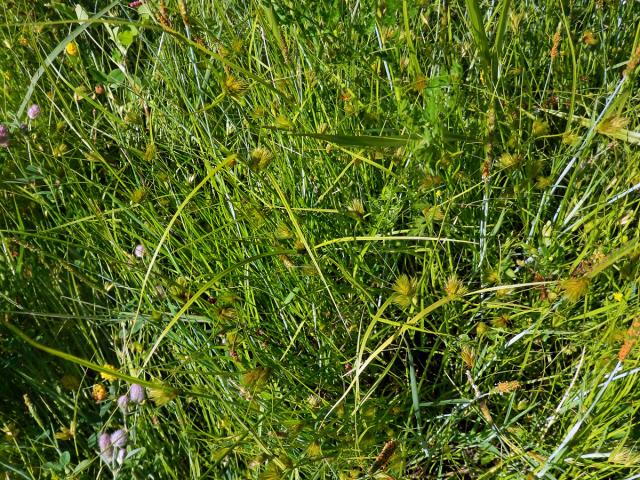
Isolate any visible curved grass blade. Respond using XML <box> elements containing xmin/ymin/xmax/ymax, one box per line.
<box><xmin>2</xmin><ymin>319</ymin><xmax>174</xmax><ymax>392</ymax></box>
<box><xmin>287</xmin><ymin>132</ymin><xmax>417</xmax><ymax>148</ymax></box>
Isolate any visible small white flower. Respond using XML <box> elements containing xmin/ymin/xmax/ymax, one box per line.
<box><xmin>134</xmin><ymin>244</ymin><xmax>145</xmax><ymax>258</ymax></box>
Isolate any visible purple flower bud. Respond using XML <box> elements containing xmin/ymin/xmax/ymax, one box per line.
<box><xmin>99</xmin><ymin>432</ymin><xmax>112</xmax><ymax>452</ymax></box>
<box><xmin>116</xmin><ymin>447</ymin><xmax>126</xmax><ymax>465</ymax></box>
<box><xmin>133</xmin><ymin>244</ymin><xmax>145</xmax><ymax>258</ymax></box>
<box><xmin>0</xmin><ymin>125</ymin><xmax>9</xmax><ymax>148</ymax></box>
<box><xmin>110</xmin><ymin>429</ymin><xmax>128</xmax><ymax>448</ymax></box>
<box><xmin>98</xmin><ymin>432</ymin><xmax>113</xmax><ymax>462</ymax></box>
<box><xmin>27</xmin><ymin>104</ymin><xmax>41</xmax><ymax>120</ymax></box>
<box><xmin>129</xmin><ymin>383</ymin><xmax>145</xmax><ymax>404</ymax></box>
<box><xmin>117</xmin><ymin>394</ymin><xmax>129</xmax><ymax>414</ymax></box>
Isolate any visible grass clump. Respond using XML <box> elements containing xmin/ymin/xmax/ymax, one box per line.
<box><xmin>1</xmin><ymin>1</ymin><xmax>640</xmax><ymax>478</ymax></box>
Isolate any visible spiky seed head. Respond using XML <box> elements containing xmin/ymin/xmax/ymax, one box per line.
<box><xmin>347</xmin><ymin>199</ymin><xmax>365</xmax><ymax>220</ymax></box>
<box><xmin>294</xmin><ymin>239</ymin><xmax>306</xmax><ymax>254</ymax></box>
<box><xmin>279</xmin><ymin>254</ymin><xmax>295</xmax><ymax>270</ymax></box>
<box><xmin>274</xmin><ymin>223</ymin><xmax>293</xmax><ymax>240</ymax></box>
<box><xmin>494</xmin><ymin>380</ymin><xmax>521</xmax><ymax>394</ymax></box>
<box><xmin>307</xmin><ymin>393</ymin><xmax>322</xmax><ymax>409</ymax></box>
<box><xmin>131</xmin><ymin>187</ymin><xmax>146</xmax><ymax>204</ymax></box>
<box><xmin>476</xmin><ymin>322</ymin><xmax>489</xmax><ymax>337</ymax></box>
<box><xmin>484</xmin><ymin>270</ymin><xmax>500</xmax><ymax>284</ymax></box>
<box><xmin>609</xmin><ymin>448</ymin><xmax>640</xmax><ymax>465</ymax></box>
<box><xmin>562</xmin><ymin>132</ymin><xmax>580</xmax><ymax>145</ymax></box>
<box><xmin>582</xmin><ymin>31</ymin><xmax>598</xmax><ymax>46</ymax></box>
<box><xmin>54</xmin><ymin>423</ymin><xmax>75</xmax><ymax>440</ymax></box>
<box><xmin>536</xmin><ymin>176</ymin><xmax>553</xmax><ymax>189</ymax></box>
<box><xmin>479</xmin><ymin>400</ymin><xmax>493</xmax><ymax>423</ymax></box>
<box><xmin>413</xmin><ymin>74</ymin><xmax>427</xmax><ymax>92</ymax></box>
<box><xmin>224</xmin><ymin>75</ymin><xmax>247</xmax><ymax>97</ymax></box>
<box><xmin>148</xmin><ymin>386</ymin><xmax>177</xmax><ymax>406</ymax></box>
<box><xmin>532</xmin><ymin>119</ymin><xmax>550</xmax><ymax>137</ymax></box>
<box><xmin>261</xmin><ymin>462</ymin><xmax>284</xmax><ymax>480</ymax></box>
<box><xmin>301</xmin><ymin>264</ymin><xmax>317</xmax><ymax>276</ymax></box>
<box><xmin>177</xmin><ymin>0</ymin><xmax>188</xmax><ymax>24</ymax></box>
<box><xmin>495</xmin><ymin>287</ymin><xmax>513</xmax><ymax>298</ymax></box>
<box><xmin>492</xmin><ymin>315</ymin><xmax>510</xmax><ymax>328</ymax></box>
<box><xmin>275</xmin><ymin>115</ymin><xmax>292</xmax><ymax>130</ymax></box>
<box><xmin>562</xmin><ymin>277</ymin><xmax>590</xmax><ymax>302</ymax></box>
<box><xmin>461</xmin><ymin>345</ymin><xmax>475</xmax><ymax>369</ymax></box>
<box><xmin>392</xmin><ymin>274</ymin><xmax>418</xmax><ymax>308</ymax></box>
<box><xmin>158</xmin><ymin>0</ymin><xmax>171</xmax><ymax>28</ymax></box>
<box><xmin>422</xmin><ymin>205</ymin><xmax>445</xmax><ymax>222</ymax></box>
<box><xmin>550</xmin><ymin>31</ymin><xmax>561</xmax><ymax>58</ymax></box>
<box><xmin>380</xmin><ymin>25</ymin><xmax>396</xmax><ymax>41</ymax></box>
<box><xmin>618</xmin><ymin>318</ymin><xmax>640</xmax><ymax>362</ymax></box>
<box><xmin>624</xmin><ymin>46</ymin><xmax>640</xmax><ymax>76</ymax></box>
<box><xmin>249</xmin><ymin>147</ymin><xmax>272</xmax><ymax>170</ymax></box>
<box><xmin>371</xmin><ymin>440</ymin><xmax>397</xmax><ymax>473</ymax></box>
<box><xmin>230</xmin><ymin>38</ymin><xmax>243</xmax><ymax>53</ymax></box>
<box><xmin>306</xmin><ymin>441</ymin><xmax>322</xmax><ymax>458</ymax></box>
<box><xmin>392</xmin><ymin>147</ymin><xmax>405</xmax><ymax>164</ymax></box>
<box><xmin>498</xmin><ymin>152</ymin><xmax>521</xmax><ymax>169</ymax></box>
<box><xmin>218</xmin><ymin>307</ymin><xmax>237</xmax><ymax>320</ymax></box>
<box><xmin>241</xmin><ymin>367</ymin><xmax>271</xmax><ymax>391</ymax></box>
<box><xmin>420</xmin><ymin>174</ymin><xmax>442</xmax><ymax>190</ymax></box>
<box><xmin>597</xmin><ymin>116</ymin><xmax>629</xmax><ymax>136</ymax></box>
<box><xmin>444</xmin><ymin>275</ymin><xmax>466</xmax><ymax>298</ymax></box>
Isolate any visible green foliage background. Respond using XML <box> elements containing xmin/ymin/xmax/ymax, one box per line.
<box><xmin>1</xmin><ymin>0</ymin><xmax>640</xmax><ymax>478</ymax></box>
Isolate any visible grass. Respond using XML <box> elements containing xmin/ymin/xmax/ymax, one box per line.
<box><xmin>1</xmin><ymin>0</ymin><xmax>640</xmax><ymax>478</ymax></box>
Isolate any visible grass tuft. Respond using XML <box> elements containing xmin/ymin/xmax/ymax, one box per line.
<box><xmin>1</xmin><ymin>1</ymin><xmax>640</xmax><ymax>478</ymax></box>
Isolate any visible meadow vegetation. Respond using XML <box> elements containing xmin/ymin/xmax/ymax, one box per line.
<box><xmin>1</xmin><ymin>1</ymin><xmax>640</xmax><ymax>478</ymax></box>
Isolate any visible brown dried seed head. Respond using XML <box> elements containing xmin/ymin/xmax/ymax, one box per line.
<box><xmin>624</xmin><ymin>46</ymin><xmax>640</xmax><ymax>77</ymax></box>
<box><xmin>371</xmin><ymin>440</ymin><xmax>397</xmax><ymax>473</ymax></box>
<box><xmin>495</xmin><ymin>380</ymin><xmax>521</xmax><ymax>394</ymax></box>
<box><xmin>619</xmin><ymin>317</ymin><xmax>640</xmax><ymax>362</ymax></box>
<box><xmin>177</xmin><ymin>0</ymin><xmax>189</xmax><ymax>25</ymax></box>
<box><xmin>550</xmin><ymin>30</ymin><xmax>561</xmax><ymax>59</ymax></box>
<box><xmin>479</xmin><ymin>400</ymin><xmax>493</xmax><ymax>424</ymax></box>
<box><xmin>158</xmin><ymin>0</ymin><xmax>171</xmax><ymax>28</ymax></box>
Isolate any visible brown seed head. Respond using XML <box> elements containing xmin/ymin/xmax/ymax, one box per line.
<box><xmin>618</xmin><ymin>317</ymin><xmax>640</xmax><ymax>362</ymax></box>
<box><xmin>550</xmin><ymin>30</ymin><xmax>561</xmax><ymax>59</ymax></box>
<box><xmin>494</xmin><ymin>380</ymin><xmax>521</xmax><ymax>394</ymax></box>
